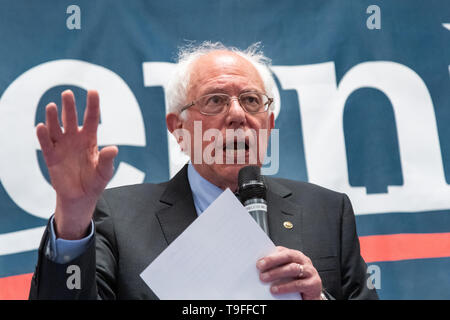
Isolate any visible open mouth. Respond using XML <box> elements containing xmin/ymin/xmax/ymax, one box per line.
<box><xmin>223</xmin><ymin>139</ymin><xmax>250</xmax><ymax>152</ymax></box>
<box><xmin>215</xmin><ymin>135</ymin><xmax>259</xmax><ymax>165</ymax></box>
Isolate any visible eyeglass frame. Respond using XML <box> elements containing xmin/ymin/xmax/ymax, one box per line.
<box><xmin>179</xmin><ymin>91</ymin><xmax>274</xmax><ymax>116</ymax></box>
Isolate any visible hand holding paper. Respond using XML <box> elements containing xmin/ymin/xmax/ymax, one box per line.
<box><xmin>140</xmin><ymin>189</ymin><xmax>301</xmax><ymax>300</ymax></box>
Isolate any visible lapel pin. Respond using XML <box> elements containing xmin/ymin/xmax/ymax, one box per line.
<box><xmin>283</xmin><ymin>221</ymin><xmax>293</xmax><ymax>229</ymax></box>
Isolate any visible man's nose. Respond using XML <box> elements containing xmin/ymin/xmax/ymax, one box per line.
<box><xmin>226</xmin><ymin>98</ymin><xmax>246</xmax><ymax>128</ymax></box>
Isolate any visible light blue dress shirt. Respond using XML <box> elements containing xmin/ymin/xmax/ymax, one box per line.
<box><xmin>47</xmin><ymin>163</ymin><xmax>225</xmax><ymax>263</ymax></box>
<box><xmin>187</xmin><ymin>163</ymin><xmax>224</xmax><ymax>214</ymax></box>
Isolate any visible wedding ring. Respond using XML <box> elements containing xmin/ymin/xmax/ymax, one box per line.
<box><xmin>298</xmin><ymin>264</ymin><xmax>304</xmax><ymax>278</ymax></box>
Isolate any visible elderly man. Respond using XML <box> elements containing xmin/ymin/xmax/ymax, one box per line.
<box><xmin>29</xmin><ymin>42</ymin><xmax>378</xmax><ymax>300</ymax></box>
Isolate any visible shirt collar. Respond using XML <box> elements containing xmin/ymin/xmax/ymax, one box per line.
<box><xmin>187</xmin><ymin>163</ymin><xmax>224</xmax><ymax>215</ymax></box>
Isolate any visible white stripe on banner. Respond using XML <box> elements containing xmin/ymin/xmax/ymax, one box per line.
<box><xmin>0</xmin><ymin>226</ymin><xmax>45</xmax><ymax>256</ymax></box>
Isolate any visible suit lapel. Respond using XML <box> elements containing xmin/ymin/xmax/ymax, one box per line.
<box><xmin>155</xmin><ymin>166</ymin><xmax>304</xmax><ymax>252</ymax></box>
<box><xmin>156</xmin><ymin>164</ymin><xmax>198</xmax><ymax>245</ymax></box>
<box><xmin>265</xmin><ymin>177</ymin><xmax>304</xmax><ymax>252</ymax></box>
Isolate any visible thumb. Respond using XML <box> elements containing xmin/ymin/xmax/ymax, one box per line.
<box><xmin>97</xmin><ymin>145</ymin><xmax>119</xmax><ymax>182</ymax></box>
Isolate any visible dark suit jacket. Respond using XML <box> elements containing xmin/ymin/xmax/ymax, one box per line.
<box><xmin>29</xmin><ymin>164</ymin><xmax>378</xmax><ymax>300</ymax></box>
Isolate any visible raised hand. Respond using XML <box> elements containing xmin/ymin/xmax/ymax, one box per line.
<box><xmin>36</xmin><ymin>90</ymin><xmax>118</xmax><ymax>239</ymax></box>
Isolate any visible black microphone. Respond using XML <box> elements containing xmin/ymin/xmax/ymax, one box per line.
<box><xmin>238</xmin><ymin>165</ymin><xmax>269</xmax><ymax>235</ymax></box>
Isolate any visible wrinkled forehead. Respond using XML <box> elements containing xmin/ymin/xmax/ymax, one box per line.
<box><xmin>187</xmin><ymin>50</ymin><xmax>265</xmax><ymax>97</ymax></box>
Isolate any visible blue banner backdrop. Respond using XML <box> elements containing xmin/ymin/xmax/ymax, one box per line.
<box><xmin>0</xmin><ymin>0</ymin><xmax>449</xmax><ymax>299</ymax></box>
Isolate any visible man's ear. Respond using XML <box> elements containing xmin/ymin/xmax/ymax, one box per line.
<box><xmin>166</xmin><ymin>112</ymin><xmax>183</xmax><ymax>134</ymax></box>
<box><xmin>166</xmin><ymin>112</ymin><xmax>190</xmax><ymax>155</ymax></box>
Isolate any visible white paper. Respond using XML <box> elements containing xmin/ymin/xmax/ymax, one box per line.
<box><xmin>140</xmin><ymin>188</ymin><xmax>301</xmax><ymax>300</ymax></box>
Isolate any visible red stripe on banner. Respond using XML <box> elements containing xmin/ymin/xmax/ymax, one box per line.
<box><xmin>0</xmin><ymin>233</ymin><xmax>448</xmax><ymax>299</ymax></box>
<box><xmin>360</xmin><ymin>233</ymin><xmax>450</xmax><ymax>263</ymax></box>
<box><xmin>0</xmin><ymin>273</ymin><xmax>33</xmax><ymax>300</ymax></box>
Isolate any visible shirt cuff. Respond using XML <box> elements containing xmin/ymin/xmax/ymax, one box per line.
<box><xmin>45</xmin><ymin>215</ymin><xmax>94</xmax><ymax>264</ymax></box>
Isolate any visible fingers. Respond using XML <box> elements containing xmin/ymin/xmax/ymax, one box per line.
<box><xmin>257</xmin><ymin>247</ymin><xmax>323</xmax><ymax>299</ymax></box>
<box><xmin>257</xmin><ymin>248</ymin><xmax>310</xmax><ymax>273</ymax></box>
<box><xmin>96</xmin><ymin>146</ymin><xmax>118</xmax><ymax>182</ymax></box>
<box><xmin>269</xmin><ymin>266</ymin><xmax>322</xmax><ymax>298</ymax></box>
<box><xmin>270</xmin><ymin>277</ymin><xmax>318</xmax><ymax>295</ymax></box>
<box><xmin>270</xmin><ymin>280</ymin><xmax>302</xmax><ymax>295</ymax></box>
<box><xmin>50</xmin><ymin>89</ymin><xmax>100</xmax><ymax>138</ymax></box>
<box><xmin>45</xmin><ymin>103</ymin><xmax>63</xmax><ymax>141</ymax></box>
<box><xmin>61</xmin><ymin>90</ymin><xmax>79</xmax><ymax>134</ymax></box>
<box><xmin>260</xmin><ymin>262</ymin><xmax>307</xmax><ymax>283</ymax></box>
<box><xmin>82</xmin><ymin>90</ymin><xmax>100</xmax><ymax>138</ymax></box>
<box><xmin>36</xmin><ymin>123</ymin><xmax>54</xmax><ymax>154</ymax></box>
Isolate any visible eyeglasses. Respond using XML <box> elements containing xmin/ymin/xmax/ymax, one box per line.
<box><xmin>180</xmin><ymin>91</ymin><xmax>273</xmax><ymax>116</ymax></box>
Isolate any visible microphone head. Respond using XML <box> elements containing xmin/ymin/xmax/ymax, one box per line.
<box><xmin>238</xmin><ymin>166</ymin><xmax>266</xmax><ymax>202</ymax></box>
<box><xmin>238</xmin><ymin>165</ymin><xmax>261</xmax><ymax>186</ymax></box>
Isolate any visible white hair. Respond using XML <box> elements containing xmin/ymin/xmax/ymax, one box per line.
<box><xmin>165</xmin><ymin>41</ymin><xmax>277</xmax><ymax>117</ymax></box>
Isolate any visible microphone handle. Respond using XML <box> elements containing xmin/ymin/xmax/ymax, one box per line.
<box><xmin>244</xmin><ymin>198</ymin><xmax>269</xmax><ymax>235</ymax></box>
